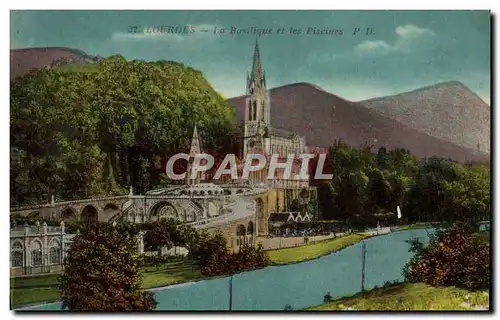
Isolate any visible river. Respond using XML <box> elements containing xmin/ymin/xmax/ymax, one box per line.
<box><xmin>21</xmin><ymin>228</ymin><xmax>442</xmax><ymax>311</ymax></box>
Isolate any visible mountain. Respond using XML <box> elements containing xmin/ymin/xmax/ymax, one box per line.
<box><xmin>10</xmin><ymin>47</ymin><xmax>98</xmax><ymax>79</ymax></box>
<box><xmin>361</xmin><ymin>81</ymin><xmax>490</xmax><ymax>153</ymax></box>
<box><xmin>227</xmin><ymin>82</ymin><xmax>488</xmax><ymax>163</ymax></box>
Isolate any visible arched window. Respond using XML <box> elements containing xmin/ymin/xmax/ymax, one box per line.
<box><xmin>199</xmin><ymin>191</ymin><xmax>205</xmax><ymax>196</ymax></box>
<box><xmin>49</xmin><ymin>239</ymin><xmax>61</xmax><ymax>265</ymax></box>
<box><xmin>208</xmin><ymin>190</ymin><xmax>213</xmax><ymax>196</ymax></box>
<box><xmin>31</xmin><ymin>241</ymin><xmax>42</xmax><ymax>267</ymax></box>
<box><xmin>11</xmin><ymin>242</ymin><xmax>23</xmax><ymax>268</ymax></box>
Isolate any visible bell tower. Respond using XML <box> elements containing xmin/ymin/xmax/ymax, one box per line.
<box><xmin>243</xmin><ymin>39</ymin><xmax>271</xmax><ymax>158</ymax></box>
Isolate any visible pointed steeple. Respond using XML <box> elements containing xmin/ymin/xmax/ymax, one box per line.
<box><xmin>187</xmin><ymin>123</ymin><xmax>202</xmax><ymax>185</ymax></box>
<box><xmin>250</xmin><ymin>38</ymin><xmax>263</xmax><ymax>81</ymax></box>
<box><xmin>189</xmin><ymin>123</ymin><xmax>201</xmax><ymax>158</ymax></box>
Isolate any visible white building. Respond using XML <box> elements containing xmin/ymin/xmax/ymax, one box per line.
<box><xmin>10</xmin><ymin>221</ymin><xmax>74</xmax><ymax>277</ymax></box>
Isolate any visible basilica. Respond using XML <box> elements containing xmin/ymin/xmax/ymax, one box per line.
<box><xmin>241</xmin><ymin>40</ymin><xmax>308</xmax><ymax>188</ymax></box>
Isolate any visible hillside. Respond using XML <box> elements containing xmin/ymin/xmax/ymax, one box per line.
<box><xmin>361</xmin><ymin>81</ymin><xmax>490</xmax><ymax>153</ymax></box>
<box><xmin>10</xmin><ymin>56</ymin><xmax>237</xmax><ymax>205</ymax></box>
<box><xmin>10</xmin><ymin>47</ymin><xmax>98</xmax><ymax>79</ymax></box>
<box><xmin>227</xmin><ymin>83</ymin><xmax>488</xmax><ymax>162</ymax></box>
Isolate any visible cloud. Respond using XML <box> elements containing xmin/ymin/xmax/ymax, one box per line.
<box><xmin>111</xmin><ymin>24</ymin><xmax>218</xmax><ymax>42</ymax></box>
<box><xmin>354</xmin><ymin>24</ymin><xmax>435</xmax><ymax>55</ymax></box>
<box><xmin>354</xmin><ymin>40</ymin><xmax>393</xmax><ymax>54</ymax></box>
<box><xmin>396</xmin><ymin>24</ymin><xmax>435</xmax><ymax>38</ymax></box>
<box><xmin>309</xmin><ymin>24</ymin><xmax>436</xmax><ymax>66</ymax></box>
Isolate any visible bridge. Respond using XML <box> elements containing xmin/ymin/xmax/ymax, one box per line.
<box><xmin>10</xmin><ymin>184</ymin><xmax>267</xmax><ymax>224</ymax></box>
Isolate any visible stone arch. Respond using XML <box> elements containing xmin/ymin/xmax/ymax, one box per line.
<box><xmin>30</xmin><ymin>239</ymin><xmax>43</xmax><ymax>267</ymax></box>
<box><xmin>11</xmin><ymin>240</ymin><xmax>24</xmax><ymax>268</ymax></box>
<box><xmin>49</xmin><ymin>238</ymin><xmax>61</xmax><ymax>265</ymax></box>
<box><xmin>49</xmin><ymin>237</ymin><xmax>60</xmax><ymax>247</ymax></box>
<box><xmin>81</xmin><ymin>205</ymin><xmax>98</xmax><ymax>224</ymax></box>
<box><xmin>61</xmin><ymin>207</ymin><xmax>77</xmax><ymax>220</ymax></box>
<box><xmin>102</xmin><ymin>203</ymin><xmax>121</xmax><ymax>222</ymax></box>
<box><xmin>149</xmin><ymin>201</ymin><xmax>179</xmax><ymax>222</ymax></box>
<box><xmin>11</xmin><ymin>240</ymin><xmax>23</xmax><ymax>250</ymax></box>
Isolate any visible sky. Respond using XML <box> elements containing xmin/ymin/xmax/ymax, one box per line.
<box><xmin>10</xmin><ymin>10</ymin><xmax>491</xmax><ymax>103</ymax></box>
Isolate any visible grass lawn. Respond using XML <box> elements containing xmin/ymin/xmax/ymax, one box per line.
<box><xmin>10</xmin><ymin>274</ymin><xmax>61</xmax><ymax>309</ymax></box>
<box><xmin>10</xmin><ymin>258</ymin><xmax>202</xmax><ymax>309</ymax></box>
<box><xmin>309</xmin><ymin>282</ymin><xmax>489</xmax><ymax>311</ymax></box>
<box><xmin>267</xmin><ymin>233</ymin><xmax>370</xmax><ymax>265</ymax></box>
<box><xmin>140</xmin><ymin>258</ymin><xmax>203</xmax><ymax>289</ymax></box>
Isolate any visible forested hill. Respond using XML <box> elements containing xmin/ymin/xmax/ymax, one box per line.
<box><xmin>10</xmin><ymin>56</ymin><xmax>240</xmax><ymax>206</ymax></box>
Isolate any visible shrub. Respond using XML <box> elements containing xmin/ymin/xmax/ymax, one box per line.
<box><xmin>200</xmin><ymin>243</ymin><xmax>270</xmax><ymax>277</ymax></box>
<box><xmin>59</xmin><ymin>227</ymin><xmax>157</xmax><ymax>311</ymax></box>
<box><xmin>403</xmin><ymin>222</ymin><xmax>489</xmax><ymax>290</ymax></box>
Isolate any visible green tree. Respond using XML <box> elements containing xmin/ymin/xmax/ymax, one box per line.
<box><xmin>59</xmin><ymin>227</ymin><xmax>156</xmax><ymax>311</ymax></box>
<box><xmin>366</xmin><ymin>168</ymin><xmax>392</xmax><ymax>213</ymax></box>
<box><xmin>403</xmin><ymin>222</ymin><xmax>489</xmax><ymax>290</ymax></box>
<box><xmin>336</xmin><ymin>171</ymin><xmax>368</xmax><ymax>217</ymax></box>
<box><xmin>143</xmin><ymin>218</ymin><xmax>178</xmax><ymax>257</ymax></box>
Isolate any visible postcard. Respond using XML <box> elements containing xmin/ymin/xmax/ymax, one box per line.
<box><xmin>9</xmin><ymin>10</ymin><xmax>491</xmax><ymax>312</ymax></box>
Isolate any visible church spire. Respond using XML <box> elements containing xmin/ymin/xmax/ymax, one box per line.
<box><xmin>187</xmin><ymin>123</ymin><xmax>202</xmax><ymax>185</ymax></box>
<box><xmin>188</xmin><ymin>123</ymin><xmax>201</xmax><ymax>158</ymax></box>
<box><xmin>250</xmin><ymin>38</ymin><xmax>263</xmax><ymax>81</ymax></box>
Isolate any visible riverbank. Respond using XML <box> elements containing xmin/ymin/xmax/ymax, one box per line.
<box><xmin>267</xmin><ymin>233</ymin><xmax>371</xmax><ymax>265</ymax></box>
<box><xmin>308</xmin><ymin>282</ymin><xmax>489</xmax><ymax>311</ymax></box>
<box><xmin>11</xmin><ymin>232</ymin><xmax>374</xmax><ymax>309</ymax></box>
<box><xmin>10</xmin><ymin>258</ymin><xmax>204</xmax><ymax>309</ymax></box>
